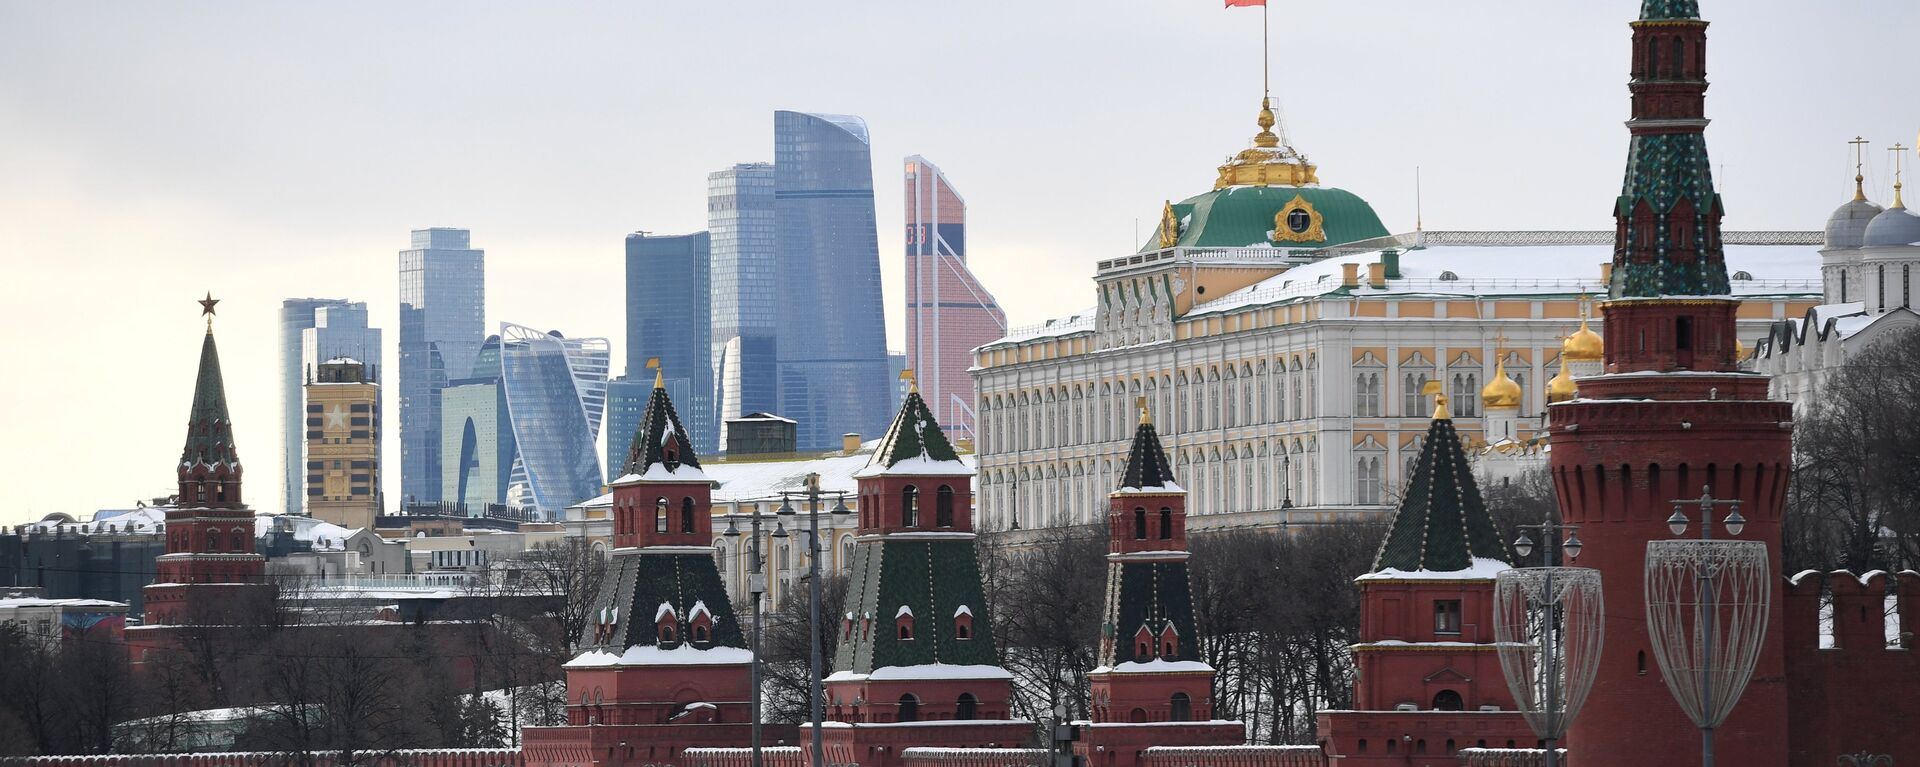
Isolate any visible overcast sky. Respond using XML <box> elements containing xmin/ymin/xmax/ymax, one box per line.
<box><xmin>1</xmin><ymin>1</ymin><xmax>1914</xmax><ymax>524</ymax></box>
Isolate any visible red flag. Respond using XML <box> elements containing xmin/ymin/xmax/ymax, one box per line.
<box><xmin>1224</xmin><ymin>0</ymin><xmax>1266</xmax><ymax>6</ymax></box>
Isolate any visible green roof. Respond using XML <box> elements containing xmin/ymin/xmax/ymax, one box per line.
<box><xmin>591</xmin><ymin>551</ymin><xmax>744</xmax><ymax>652</ymax></box>
<box><xmin>866</xmin><ymin>389</ymin><xmax>961</xmax><ymax>469</ymax></box>
<box><xmin>620</xmin><ymin>379</ymin><xmax>702</xmax><ymax>476</ymax></box>
<box><xmin>1370</xmin><ymin>415</ymin><xmax>1510</xmax><ymax>573</ymax></box>
<box><xmin>1143</xmin><ymin>185</ymin><xmax>1389</xmax><ymax>252</ymax></box>
<box><xmin>1640</xmin><ymin>0</ymin><xmax>1700</xmax><ymax>20</ymax></box>
<box><xmin>1120</xmin><ymin>419</ymin><xmax>1176</xmax><ymax>489</ymax></box>
<box><xmin>181</xmin><ymin>330</ymin><xmax>240</xmax><ymax>468</ymax></box>
<box><xmin>833</xmin><ymin>538</ymin><xmax>1001</xmax><ymax>673</ymax></box>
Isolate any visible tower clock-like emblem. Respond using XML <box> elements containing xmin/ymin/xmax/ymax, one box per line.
<box><xmin>1271</xmin><ymin>193</ymin><xmax>1326</xmax><ymax>243</ymax></box>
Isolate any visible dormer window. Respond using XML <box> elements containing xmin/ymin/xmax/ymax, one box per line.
<box><xmin>954</xmin><ymin>605</ymin><xmax>974</xmax><ymax>640</ymax></box>
<box><xmin>689</xmin><ymin>601</ymin><xmax>714</xmax><ymax>644</ymax></box>
<box><xmin>1135</xmin><ymin>626</ymin><xmax>1156</xmax><ymax>660</ymax></box>
<box><xmin>896</xmin><ymin>605</ymin><xmax>915</xmax><ymax>640</ymax></box>
<box><xmin>1160</xmin><ymin>625</ymin><xmax>1180</xmax><ymax>657</ymax></box>
<box><xmin>656</xmin><ymin>602</ymin><xmax>678</xmax><ymax>645</ymax></box>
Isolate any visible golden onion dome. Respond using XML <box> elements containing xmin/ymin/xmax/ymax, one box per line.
<box><xmin>1563</xmin><ymin>315</ymin><xmax>1605</xmax><ymax>362</ymax></box>
<box><xmin>1546</xmin><ymin>363</ymin><xmax>1578</xmax><ymax>403</ymax></box>
<box><xmin>1481</xmin><ymin>359</ymin><xmax>1523</xmax><ymax>410</ymax></box>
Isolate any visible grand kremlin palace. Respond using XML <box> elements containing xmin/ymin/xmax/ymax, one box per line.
<box><xmin>968</xmin><ymin>102</ymin><xmax>1822</xmax><ymax>533</ymax></box>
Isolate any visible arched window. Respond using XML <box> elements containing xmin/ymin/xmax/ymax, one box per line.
<box><xmin>897</xmin><ymin>695</ymin><xmax>920</xmax><ymax>723</ymax></box>
<box><xmin>206</xmin><ymin>529</ymin><xmax>221</xmax><ymax>552</ymax></box>
<box><xmin>679</xmin><ymin>497</ymin><xmax>696</xmax><ymax>533</ymax></box>
<box><xmin>1432</xmin><ymin>690</ymin><xmax>1464</xmax><ymax>711</ymax></box>
<box><xmin>1169</xmin><ymin>693</ymin><xmax>1193</xmax><ymax>722</ymax></box>
<box><xmin>1133</xmin><ymin>507</ymin><xmax>1148</xmax><ymax>540</ymax></box>
<box><xmin>902</xmin><ymin>486</ymin><xmax>920</xmax><ymax>527</ymax></box>
<box><xmin>658</xmin><ymin>623</ymin><xmax>676</xmax><ymax>644</ymax></box>
<box><xmin>1159</xmin><ymin>507</ymin><xmax>1173</xmax><ymax>540</ymax></box>
<box><xmin>956</xmin><ymin>693</ymin><xmax>979</xmax><ymax>721</ymax></box>
<box><xmin>655</xmin><ymin>497</ymin><xmax>669</xmax><ymax>533</ymax></box>
<box><xmin>935</xmin><ymin>485</ymin><xmax>955</xmax><ymax>528</ymax></box>
<box><xmin>1129</xmin><ymin>708</ymin><xmax>1147</xmax><ymax>724</ymax></box>
<box><xmin>1669</xmin><ymin>36</ymin><xmax>1685</xmax><ymax>77</ymax></box>
<box><xmin>693</xmin><ymin>624</ymin><xmax>709</xmax><ymax>643</ymax></box>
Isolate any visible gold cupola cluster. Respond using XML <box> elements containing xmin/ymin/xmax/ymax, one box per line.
<box><xmin>1214</xmin><ymin>97</ymin><xmax>1319</xmax><ymax>189</ymax></box>
<box><xmin>1548</xmin><ymin>309</ymin><xmax>1606</xmax><ymax>404</ymax></box>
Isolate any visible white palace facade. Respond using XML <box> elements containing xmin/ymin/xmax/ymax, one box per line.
<box><xmin>968</xmin><ymin>103</ymin><xmax>1825</xmax><ymax>533</ymax></box>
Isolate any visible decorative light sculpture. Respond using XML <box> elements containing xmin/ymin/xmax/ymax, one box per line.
<box><xmin>1645</xmin><ymin>486</ymin><xmax>1771</xmax><ymax>767</ymax></box>
<box><xmin>1496</xmin><ymin>518</ymin><xmax>1603</xmax><ymax>767</ymax></box>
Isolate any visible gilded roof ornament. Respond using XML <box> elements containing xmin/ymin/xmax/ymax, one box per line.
<box><xmin>1158</xmin><ymin>201</ymin><xmax>1181</xmax><ymax>249</ymax></box>
<box><xmin>1215</xmin><ymin>97</ymin><xmax>1318</xmax><ymax>190</ymax></box>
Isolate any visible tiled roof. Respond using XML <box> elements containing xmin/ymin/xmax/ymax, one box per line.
<box><xmin>866</xmin><ymin>389</ymin><xmax>962</xmax><ymax>469</ymax></box>
<box><xmin>1120</xmin><ymin>419</ymin><xmax>1177</xmax><ymax>490</ymax></box>
<box><xmin>1371</xmin><ymin>412</ymin><xmax>1510</xmax><ymax>573</ymax></box>
<box><xmin>621</xmin><ymin>379</ymin><xmax>702</xmax><ymax>476</ymax></box>
<box><xmin>181</xmin><ymin>331</ymin><xmax>240</xmax><ymax>468</ymax></box>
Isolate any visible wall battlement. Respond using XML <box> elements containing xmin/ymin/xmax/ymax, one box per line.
<box><xmin>1783</xmin><ymin>569</ymin><xmax>1920</xmax><ymax>763</ymax></box>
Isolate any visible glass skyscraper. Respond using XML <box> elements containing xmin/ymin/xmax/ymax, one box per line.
<box><xmin>625</xmin><ymin>231</ymin><xmax>715</xmax><ymax>451</ymax></box>
<box><xmin>398</xmin><ymin>228</ymin><xmax>485</xmax><ymax>506</ymax></box>
<box><xmin>708</xmin><ymin>163</ymin><xmax>779</xmax><ymax>428</ymax></box>
<box><xmin>442</xmin><ymin>335</ymin><xmax>514</xmax><ymax>512</ymax></box>
<box><xmin>773</xmin><ymin>111</ymin><xmax>892</xmax><ymax>449</ymax></box>
<box><xmin>281</xmin><ymin>298</ymin><xmax>349</xmax><ymax>516</ymax></box>
<box><xmin>903</xmin><ymin>156</ymin><xmax>1006</xmax><ymax>440</ymax></box>
<box><xmin>498</xmin><ymin>323</ymin><xmax>609</xmax><ymax>518</ymax></box>
<box><xmin>603</xmin><ymin>376</ymin><xmax>650</xmax><ymax>477</ymax></box>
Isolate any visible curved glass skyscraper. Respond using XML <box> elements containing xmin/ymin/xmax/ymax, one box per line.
<box><xmin>774</xmin><ymin>111</ymin><xmax>892</xmax><ymax>449</ymax></box>
<box><xmin>499</xmin><ymin>323</ymin><xmax>609</xmax><ymax>518</ymax></box>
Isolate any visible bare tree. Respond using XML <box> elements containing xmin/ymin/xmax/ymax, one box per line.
<box><xmin>760</xmin><ymin>573</ymin><xmax>847</xmax><ymax>724</ymax></box>
<box><xmin>1786</xmin><ymin>326</ymin><xmax>1920</xmax><ymax>572</ymax></box>
<box><xmin>978</xmin><ymin>526</ymin><xmax>1107</xmax><ymax>724</ymax></box>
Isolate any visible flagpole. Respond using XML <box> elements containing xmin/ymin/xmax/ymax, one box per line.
<box><xmin>1262</xmin><ymin>1</ymin><xmax>1269</xmax><ymax>98</ymax></box>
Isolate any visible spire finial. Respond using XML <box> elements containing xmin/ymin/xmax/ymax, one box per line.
<box><xmin>1254</xmin><ymin>97</ymin><xmax>1279</xmax><ymax>149</ymax></box>
<box><xmin>198</xmin><ymin>292</ymin><xmax>219</xmax><ymax>333</ymax></box>
<box><xmin>1850</xmin><ymin>136</ymin><xmax>1871</xmax><ymax>202</ymax></box>
<box><xmin>1136</xmin><ymin>396</ymin><xmax>1151</xmax><ymax>426</ymax></box>
<box><xmin>646</xmin><ymin>356</ymin><xmax>663</xmax><ymax>389</ymax></box>
<box><xmin>1421</xmin><ymin>379</ymin><xmax>1450</xmax><ymax>421</ymax></box>
<box><xmin>900</xmin><ymin>368</ymin><xmax>918</xmax><ymax>394</ymax></box>
<box><xmin>1892</xmin><ymin>142</ymin><xmax>1910</xmax><ymax>209</ymax></box>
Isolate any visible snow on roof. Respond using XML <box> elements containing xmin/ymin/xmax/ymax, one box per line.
<box><xmin>564</xmin><ymin>644</ymin><xmax>753</xmax><ymax>668</ymax></box>
<box><xmin>825</xmin><ymin>663</ymin><xmax>1014</xmax><ymax>682</ymax></box>
<box><xmin>1188</xmin><ymin>242</ymin><xmax>1820</xmax><ymax>318</ymax></box>
<box><xmin>690</xmin><ymin>600</ymin><xmax>713</xmax><ymax>620</ymax></box>
<box><xmin>987</xmin><ymin>308</ymin><xmax>1098</xmax><ymax>348</ymax></box>
<box><xmin>896</xmin><ymin>605</ymin><xmax>914</xmax><ymax>619</ymax></box>
<box><xmin>656</xmin><ymin>602</ymin><xmax>677</xmax><ymax>622</ymax></box>
<box><xmin>1090</xmin><ymin>659</ymin><xmax>1215</xmax><ymax>675</ymax></box>
<box><xmin>573</xmin><ymin>445</ymin><xmax>978</xmax><ymax>513</ymax></box>
<box><xmin>954</xmin><ymin>604</ymin><xmax>972</xmax><ymax>618</ymax></box>
<box><xmin>1114</xmin><ymin>481</ymin><xmax>1185</xmax><ymax>496</ymax></box>
<box><xmin>1354</xmin><ymin>556</ymin><xmax>1510</xmax><ymax>582</ymax></box>
<box><xmin>0</xmin><ymin>597</ymin><xmax>127</xmax><ymax>610</ymax></box>
<box><xmin>612</xmin><ymin>462</ymin><xmax>713</xmax><ymax>485</ymax></box>
<box><xmin>852</xmin><ymin>454</ymin><xmax>971</xmax><ymax>479</ymax></box>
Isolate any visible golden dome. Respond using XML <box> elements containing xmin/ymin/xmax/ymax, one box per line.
<box><xmin>1546</xmin><ymin>363</ymin><xmax>1577</xmax><ymax>404</ymax></box>
<box><xmin>1562</xmin><ymin>315</ymin><xmax>1605</xmax><ymax>362</ymax></box>
<box><xmin>1481</xmin><ymin>359</ymin><xmax>1523</xmax><ymax>410</ymax></box>
<box><xmin>1215</xmin><ymin>97</ymin><xmax>1319</xmax><ymax>190</ymax></box>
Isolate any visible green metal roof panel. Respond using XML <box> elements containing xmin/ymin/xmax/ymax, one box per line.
<box><xmin>834</xmin><ymin>538</ymin><xmax>1000</xmax><ymax>674</ymax></box>
<box><xmin>182</xmin><ymin>330</ymin><xmax>240</xmax><ymax>468</ymax></box>
<box><xmin>1143</xmin><ymin>186</ymin><xmax>1390</xmax><ymax>252</ymax></box>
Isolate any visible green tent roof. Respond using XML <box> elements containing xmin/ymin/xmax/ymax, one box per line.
<box><xmin>1370</xmin><ymin>414</ymin><xmax>1510</xmax><ymax>573</ymax></box>
<box><xmin>1640</xmin><ymin>0</ymin><xmax>1700</xmax><ymax>20</ymax></box>
<box><xmin>181</xmin><ymin>330</ymin><xmax>240</xmax><ymax>469</ymax></box>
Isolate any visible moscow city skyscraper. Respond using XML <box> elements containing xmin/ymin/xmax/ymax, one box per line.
<box><xmin>903</xmin><ymin>156</ymin><xmax>1005</xmax><ymax>441</ymax></box>
<box><xmin>398</xmin><ymin>228</ymin><xmax>485</xmax><ymax>506</ymax></box>
<box><xmin>707</xmin><ymin>162</ymin><xmax>779</xmax><ymax>436</ymax></box>
<box><xmin>498</xmin><ymin>323</ymin><xmax>608</xmax><ymax>518</ymax></box>
<box><xmin>772</xmin><ymin>111</ymin><xmax>892</xmax><ymax>449</ymax></box>
<box><xmin>280</xmin><ymin>299</ymin><xmax>381</xmax><ymax>516</ymax></box>
<box><xmin>623</xmin><ymin>231</ymin><xmax>714</xmax><ymax>453</ymax></box>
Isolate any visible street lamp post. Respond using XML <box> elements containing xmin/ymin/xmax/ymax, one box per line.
<box><xmin>1646</xmin><ymin>485</ymin><xmax>1771</xmax><ymax>767</ymax></box>
<box><xmin>1496</xmin><ymin>517</ymin><xmax>1601</xmax><ymax>767</ymax></box>
<box><xmin>778</xmin><ymin>473</ymin><xmax>851</xmax><ymax>767</ymax></box>
<box><xmin>724</xmin><ymin>504</ymin><xmax>789</xmax><ymax>767</ymax></box>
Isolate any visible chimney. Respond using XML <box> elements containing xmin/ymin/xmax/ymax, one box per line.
<box><xmin>1341</xmin><ymin>263</ymin><xmax>1360</xmax><ymax>288</ymax></box>
<box><xmin>1367</xmin><ymin>262</ymin><xmax>1387</xmax><ymax>289</ymax></box>
<box><xmin>842</xmin><ymin>433</ymin><xmax>862</xmax><ymax>455</ymax></box>
<box><xmin>1382</xmin><ymin>249</ymin><xmax>1402</xmax><ymax>280</ymax></box>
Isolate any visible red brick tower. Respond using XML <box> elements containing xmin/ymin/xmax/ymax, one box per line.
<box><xmin>522</xmin><ymin>369</ymin><xmax>756</xmax><ymax>767</ymax></box>
<box><xmin>819</xmin><ymin>382</ymin><xmax>1030</xmax><ymax>767</ymax></box>
<box><xmin>127</xmin><ymin>296</ymin><xmax>275</xmax><ymax>669</ymax></box>
<box><xmin>1551</xmin><ymin>2</ymin><xmax>1791</xmax><ymax>764</ymax></box>
<box><xmin>1317</xmin><ymin>393</ymin><xmax>1532</xmax><ymax>764</ymax></box>
<box><xmin>1078</xmin><ymin>406</ymin><xmax>1242</xmax><ymax>767</ymax></box>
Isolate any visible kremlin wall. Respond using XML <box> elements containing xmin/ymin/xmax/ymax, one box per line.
<box><xmin>7</xmin><ymin>2</ymin><xmax>1919</xmax><ymax>766</ymax></box>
